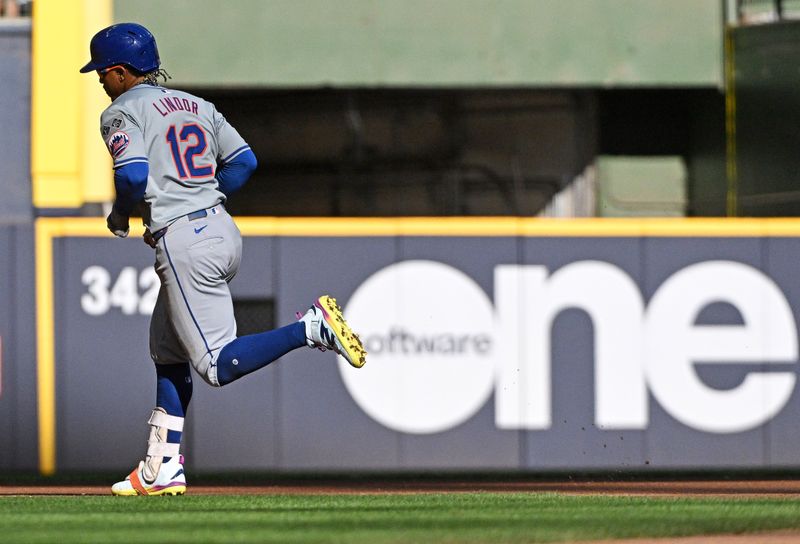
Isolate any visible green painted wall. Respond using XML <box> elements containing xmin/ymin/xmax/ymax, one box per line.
<box><xmin>731</xmin><ymin>21</ymin><xmax>800</xmax><ymax>216</ymax></box>
<box><xmin>596</xmin><ymin>156</ymin><xmax>687</xmax><ymax>217</ymax></box>
<box><xmin>114</xmin><ymin>0</ymin><xmax>722</xmax><ymax>87</ymax></box>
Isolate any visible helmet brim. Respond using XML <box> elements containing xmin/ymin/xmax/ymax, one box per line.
<box><xmin>79</xmin><ymin>59</ymin><xmax>105</xmax><ymax>73</ymax></box>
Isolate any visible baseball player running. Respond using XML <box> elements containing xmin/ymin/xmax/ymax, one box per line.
<box><xmin>80</xmin><ymin>23</ymin><xmax>366</xmax><ymax>496</ymax></box>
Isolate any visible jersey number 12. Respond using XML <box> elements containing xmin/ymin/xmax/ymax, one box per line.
<box><xmin>166</xmin><ymin>123</ymin><xmax>214</xmax><ymax>179</ymax></box>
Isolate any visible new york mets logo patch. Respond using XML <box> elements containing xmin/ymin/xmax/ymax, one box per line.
<box><xmin>107</xmin><ymin>131</ymin><xmax>130</xmax><ymax>158</ymax></box>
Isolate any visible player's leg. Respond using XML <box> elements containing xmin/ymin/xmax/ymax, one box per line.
<box><xmin>157</xmin><ymin>207</ymin><xmax>366</xmax><ymax>387</ymax></box>
<box><xmin>155</xmin><ymin>209</ymin><xmax>304</xmax><ymax>385</ymax></box>
<box><xmin>215</xmin><ymin>321</ymin><xmax>307</xmax><ymax>385</ymax></box>
<box><xmin>112</xmin><ymin>288</ymin><xmax>190</xmax><ymax>496</ymax></box>
<box><xmin>215</xmin><ymin>294</ymin><xmax>367</xmax><ymax>383</ymax></box>
<box><xmin>154</xmin><ymin>209</ymin><xmax>242</xmax><ymax>385</ymax></box>
<box><xmin>148</xmin><ymin>286</ymin><xmax>193</xmax><ymax>466</ymax></box>
<box><xmin>155</xmin><ymin>362</ymin><xmax>192</xmax><ymax>458</ymax></box>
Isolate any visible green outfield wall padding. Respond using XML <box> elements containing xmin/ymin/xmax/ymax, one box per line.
<box><xmin>114</xmin><ymin>0</ymin><xmax>722</xmax><ymax>87</ymax></box>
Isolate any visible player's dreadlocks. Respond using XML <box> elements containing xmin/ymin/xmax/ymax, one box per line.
<box><xmin>128</xmin><ymin>65</ymin><xmax>172</xmax><ymax>86</ymax></box>
<box><xmin>142</xmin><ymin>68</ymin><xmax>172</xmax><ymax>86</ymax></box>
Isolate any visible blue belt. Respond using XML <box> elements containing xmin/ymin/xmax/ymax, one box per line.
<box><xmin>151</xmin><ymin>208</ymin><xmax>210</xmax><ymax>242</ymax></box>
<box><xmin>187</xmin><ymin>209</ymin><xmax>209</xmax><ymax>221</ymax></box>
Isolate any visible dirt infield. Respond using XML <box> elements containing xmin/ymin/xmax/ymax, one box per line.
<box><xmin>3</xmin><ymin>479</ymin><xmax>800</xmax><ymax>497</ymax></box>
<box><xmin>580</xmin><ymin>534</ymin><xmax>800</xmax><ymax>544</ymax></box>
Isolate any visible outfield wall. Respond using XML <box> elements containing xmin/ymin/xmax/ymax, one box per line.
<box><xmin>19</xmin><ymin>218</ymin><xmax>800</xmax><ymax>474</ymax></box>
<box><xmin>0</xmin><ymin>225</ymin><xmax>38</xmax><ymax>471</ymax></box>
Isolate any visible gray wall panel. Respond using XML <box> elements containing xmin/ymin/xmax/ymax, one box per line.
<box><xmin>531</xmin><ymin>310</ymin><xmax>648</xmax><ymax>469</ymax></box>
<box><xmin>12</xmin><ymin>226</ymin><xmax>37</xmax><ymax>469</ymax></box>
<box><xmin>0</xmin><ymin>229</ymin><xmax>14</xmax><ymax>468</ymax></box>
<box><xmin>396</xmin><ymin>237</ymin><xmax>520</xmax><ymax>469</ymax></box>
<box><xmin>640</xmin><ymin>238</ymin><xmax>763</xmax><ymax>298</ymax></box>
<box><xmin>191</xmin><ymin>239</ymin><xmax>279</xmax><ymax>470</ymax></box>
<box><xmin>644</xmin><ymin>415</ymin><xmax>765</xmax><ymax>469</ymax></box>
<box><xmin>0</xmin><ymin>226</ymin><xmax>37</xmax><ymax>471</ymax></box>
<box><xmin>189</xmin><ymin>370</ymin><xmax>281</xmax><ymax>470</ymax></box>
<box><xmin>519</xmin><ymin>238</ymin><xmax>646</xmax><ymax>469</ymax></box>
<box><xmin>231</xmin><ymin>238</ymin><xmax>276</xmax><ymax>298</ymax></box>
<box><xmin>277</xmin><ymin>237</ymin><xmax>400</xmax><ymax>469</ymax></box>
<box><xmin>763</xmin><ymin>238</ymin><xmax>800</xmax><ymax>467</ymax></box>
<box><xmin>56</xmin><ymin>238</ymin><xmax>156</xmax><ymax>470</ymax></box>
<box><xmin>641</xmin><ymin>238</ymin><xmax>767</xmax><ymax>468</ymax></box>
<box><xmin>0</xmin><ymin>22</ymin><xmax>32</xmax><ymax>221</ymax></box>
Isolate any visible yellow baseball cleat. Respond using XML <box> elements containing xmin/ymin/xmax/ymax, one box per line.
<box><xmin>299</xmin><ymin>295</ymin><xmax>367</xmax><ymax>368</ymax></box>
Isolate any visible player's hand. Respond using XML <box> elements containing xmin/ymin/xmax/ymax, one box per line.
<box><xmin>143</xmin><ymin>229</ymin><xmax>157</xmax><ymax>248</ymax></box>
<box><xmin>106</xmin><ymin>208</ymin><xmax>130</xmax><ymax>238</ymax></box>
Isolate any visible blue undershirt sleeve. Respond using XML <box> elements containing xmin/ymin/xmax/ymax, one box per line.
<box><xmin>216</xmin><ymin>149</ymin><xmax>257</xmax><ymax>197</ymax></box>
<box><xmin>113</xmin><ymin>162</ymin><xmax>149</xmax><ymax>216</ymax></box>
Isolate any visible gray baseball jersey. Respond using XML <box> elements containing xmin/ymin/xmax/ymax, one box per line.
<box><xmin>100</xmin><ymin>84</ymin><xmax>250</xmax><ymax>231</ymax></box>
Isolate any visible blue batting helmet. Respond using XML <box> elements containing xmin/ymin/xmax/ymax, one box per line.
<box><xmin>79</xmin><ymin>23</ymin><xmax>160</xmax><ymax>74</ymax></box>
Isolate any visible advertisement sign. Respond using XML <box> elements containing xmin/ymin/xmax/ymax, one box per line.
<box><xmin>35</xmin><ymin>218</ymin><xmax>800</xmax><ymax>472</ymax></box>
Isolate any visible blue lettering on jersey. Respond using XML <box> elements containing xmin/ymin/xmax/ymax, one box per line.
<box><xmin>152</xmin><ymin>97</ymin><xmax>199</xmax><ymax>118</ymax></box>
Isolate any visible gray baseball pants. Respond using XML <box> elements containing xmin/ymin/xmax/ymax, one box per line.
<box><xmin>148</xmin><ymin>204</ymin><xmax>242</xmax><ymax>386</ymax></box>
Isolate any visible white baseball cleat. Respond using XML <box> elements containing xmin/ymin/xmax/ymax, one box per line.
<box><xmin>299</xmin><ymin>295</ymin><xmax>367</xmax><ymax>368</ymax></box>
<box><xmin>111</xmin><ymin>454</ymin><xmax>187</xmax><ymax>496</ymax></box>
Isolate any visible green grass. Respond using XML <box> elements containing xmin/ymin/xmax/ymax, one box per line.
<box><xmin>2</xmin><ymin>493</ymin><xmax>800</xmax><ymax>543</ymax></box>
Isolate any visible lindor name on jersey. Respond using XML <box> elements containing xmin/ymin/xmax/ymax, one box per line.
<box><xmin>152</xmin><ymin>96</ymin><xmax>199</xmax><ymax>117</ymax></box>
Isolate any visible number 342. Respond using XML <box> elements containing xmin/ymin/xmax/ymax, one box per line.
<box><xmin>81</xmin><ymin>266</ymin><xmax>159</xmax><ymax>316</ymax></box>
